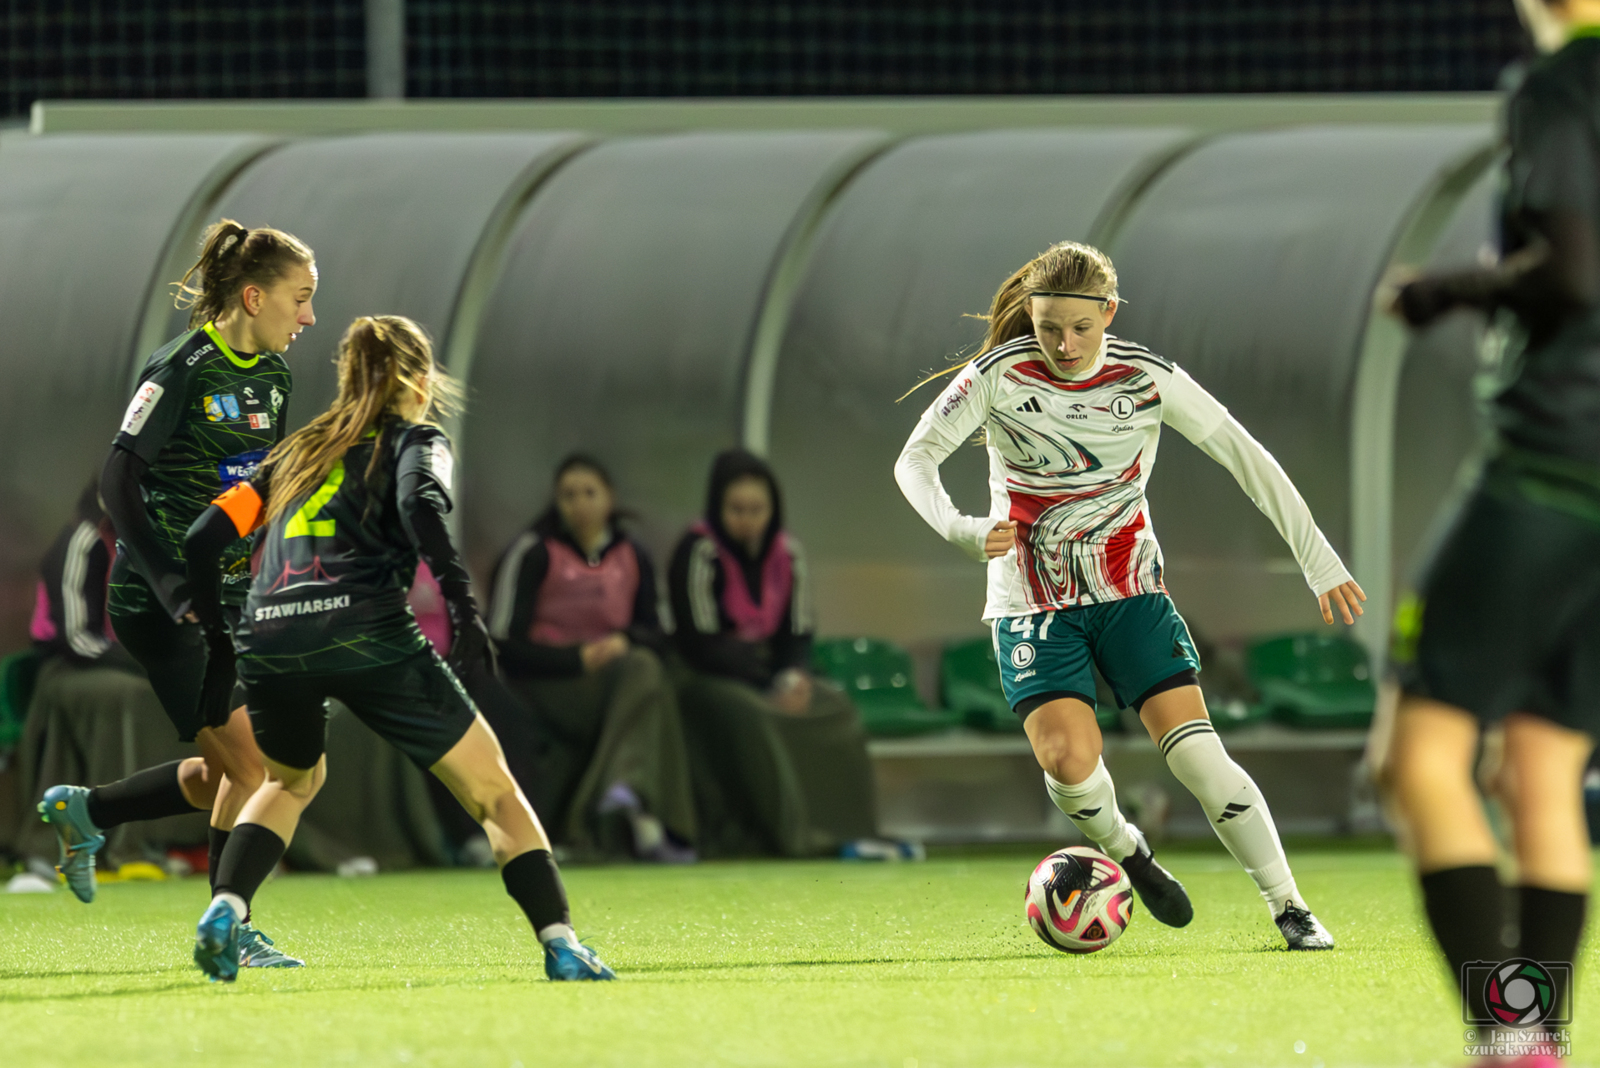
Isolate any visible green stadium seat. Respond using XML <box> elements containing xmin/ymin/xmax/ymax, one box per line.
<box><xmin>0</xmin><ymin>649</ymin><xmax>42</xmax><ymax>749</ymax></box>
<box><xmin>939</xmin><ymin>637</ymin><xmax>1120</xmax><ymax>732</ymax></box>
<box><xmin>1206</xmin><ymin>693</ymin><xmax>1271</xmax><ymax>731</ymax></box>
<box><xmin>812</xmin><ymin>637</ymin><xmax>960</xmax><ymax>737</ymax></box>
<box><xmin>1245</xmin><ymin>633</ymin><xmax>1375</xmax><ymax>729</ymax></box>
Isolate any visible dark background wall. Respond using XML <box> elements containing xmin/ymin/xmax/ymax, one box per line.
<box><xmin>2</xmin><ymin>1</ymin><xmax>1527</xmax><ymax>123</ymax></box>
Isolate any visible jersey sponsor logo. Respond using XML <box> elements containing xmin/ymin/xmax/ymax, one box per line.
<box><xmin>939</xmin><ymin>378</ymin><xmax>973</xmax><ymax>417</ymax></box>
<box><xmin>119</xmin><ymin>381</ymin><xmax>164</xmax><ymax>436</ymax></box>
<box><xmin>253</xmin><ymin>594</ymin><xmax>352</xmax><ymax>621</ymax></box>
<box><xmin>247</xmin><ymin>412</ymin><xmax>271</xmax><ymax>430</ymax></box>
<box><xmin>186</xmin><ymin>343</ymin><xmax>216</xmax><ymax>367</ymax></box>
<box><xmin>1010</xmin><ymin>642</ymin><xmax>1036</xmax><ymax>669</ymax></box>
<box><xmin>218</xmin><ymin>448</ymin><xmax>269</xmax><ymax>487</ymax></box>
<box><xmin>1110</xmin><ymin>395</ymin><xmax>1136</xmax><ymax>420</ymax></box>
<box><xmin>204</xmin><ymin>394</ymin><xmax>242</xmax><ymax>422</ymax></box>
<box><xmin>269</xmin><ymin>386</ymin><xmax>284</xmax><ymax>413</ymax></box>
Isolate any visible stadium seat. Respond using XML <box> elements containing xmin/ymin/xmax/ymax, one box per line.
<box><xmin>1206</xmin><ymin>693</ymin><xmax>1271</xmax><ymax>731</ymax></box>
<box><xmin>1245</xmin><ymin>633</ymin><xmax>1375</xmax><ymax>729</ymax></box>
<box><xmin>940</xmin><ymin>637</ymin><xmax>1120</xmax><ymax>732</ymax></box>
<box><xmin>0</xmin><ymin>649</ymin><xmax>41</xmax><ymax>748</ymax></box>
<box><xmin>812</xmin><ymin>637</ymin><xmax>960</xmax><ymax>736</ymax></box>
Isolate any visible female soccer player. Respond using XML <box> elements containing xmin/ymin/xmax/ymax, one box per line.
<box><xmin>39</xmin><ymin>219</ymin><xmax>314</xmax><ymax>968</ymax></box>
<box><xmin>488</xmin><ymin>454</ymin><xmax>696</xmax><ymax>862</ymax></box>
<box><xmin>183</xmin><ymin>315</ymin><xmax>613</xmax><ymax>983</ymax></box>
<box><xmin>895</xmin><ymin>240</ymin><xmax>1365</xmax><ymax>949</ymax></box>
<box><xmin>1384</xmin><ymin>0</ymin><xmax>1600</xmax><ymax>1034</ymax></box>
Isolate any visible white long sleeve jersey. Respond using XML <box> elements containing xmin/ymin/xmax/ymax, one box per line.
<box><xmin>894</xmin><ymin>333</ymin><xmax>1352</xmax><ymax>621</ymax></box>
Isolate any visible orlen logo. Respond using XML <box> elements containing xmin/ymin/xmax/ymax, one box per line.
<box><xmin>119</xmin><ymin>381</ymin><xmax>165</xmax><ymax>436</ymax></box>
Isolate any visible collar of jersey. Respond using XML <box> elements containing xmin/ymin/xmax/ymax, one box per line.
<box><xmin>202</xmin><ymin>322</ymin><xmax>262</xmax><ymax>369</ymax></box>
<box><xmin>1571</xmin><ymin>24</ymin><xmax>1600</xmax><ymax>41</ymax></box>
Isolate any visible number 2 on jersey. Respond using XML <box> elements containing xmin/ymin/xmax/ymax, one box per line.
<box><xmin>284</xmin><ymin>460</ymin><xmax>344</xmax><ymax>538</ymax></box>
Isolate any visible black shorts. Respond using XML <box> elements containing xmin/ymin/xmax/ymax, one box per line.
<box><xmin>109</xmin><ymin>604</ymin><xmax>243</xmax><ymax>743</ymax></box>
<box><xmin>241</xmin><ymin>650</ymin><xmax>479</xmax><ymax>771</ymax></box>
<box><xmin>1395</xmin><ymin>474</ymin><xmax>1600</xmax><ymax>733</ymax></box>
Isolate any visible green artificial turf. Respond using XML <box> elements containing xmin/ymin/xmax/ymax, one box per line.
<box><xmin>0</xmin><ymin>847</ymin><xmax>1586</xmax><ymax>1067</ymax></box>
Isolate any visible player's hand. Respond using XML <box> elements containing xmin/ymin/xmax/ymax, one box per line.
<box><xmin>770</xmin><ymin>668</ymin><xmax>813</xmax><ymax>715</ymax></box>
<box><xmin>198</xmin><ymin>624</ymin><xmax>237</xmax><ymax>727</ymax></box>
<box><xmin>984</xmin><ymin>521</ymin><xmax>1017</xmax><ymax>559</ymax></box>
<box><xmin>1318</xmin><ymin>580</ymin><xmax>1367</xmax><ymax>626</ymax></box>
<box><xmin>445</xmin><ymin>595</ymin><xmax>491</xmax><ymax>676</ymax></box>
<box><xmin>580</xmin><ymin>633</ymin><xmax>629</xmax><ymax>673</ymax></box>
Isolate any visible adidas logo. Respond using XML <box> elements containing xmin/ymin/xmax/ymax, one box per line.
<box><xmin>1216</xmin><ymin>802</ymin><xmax>1251</xmax><ymax>824</ymax></box>
<box><xmin>1068</xmin><ymin>807</ymin><xmax>1101</xmax><ymax>820</ymax></box>
<box><xmin>1015</xmin><ymin>397</ymin><xmax>1043</xmax><ymax>414</ymax></box>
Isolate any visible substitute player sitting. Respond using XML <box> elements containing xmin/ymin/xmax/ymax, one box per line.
<box><xmin>895</xmin><ymin>240</ymin><xmax>1364</xmax><ymax>949</ymax></box>
<box><xmin>182</xmin><ymin>315</ymin><xmax>613</xmax><ymax>982</ymax></box>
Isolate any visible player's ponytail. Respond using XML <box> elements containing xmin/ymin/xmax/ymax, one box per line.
<box><xmin>261</xmin><ymin>315</ymin><xmax>461</xmax><ymax>524</ymax></box>
<box><xmin>900</xmin><ymin>240</ymin><xmax>1121</xmax><ymax>401</ymax></box>
<box><xmin>174</xmin><ymin>218</ymin><xmax>315</xmax><ymax>329</ymax></box>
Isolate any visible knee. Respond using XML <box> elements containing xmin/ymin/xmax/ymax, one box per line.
<box><xmin>462</xmin><ymin>772</ymin><xmax>522</xmax><ymax>825</ymax></box>
<box><xmin>269</xmin><ymin>763</ymin><xmax>322</xmax><ymax>804</ymax></box>
<box><xmin>1030</xmin><ymin>730</ymin><xmax>1100</xmax><ymax>785</ymax></box>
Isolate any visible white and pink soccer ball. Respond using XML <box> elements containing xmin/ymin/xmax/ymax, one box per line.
<box><xmin>1025</xmin><ymin>846</ymin><xmax>1134</xmax><ymax>954</ymax></box>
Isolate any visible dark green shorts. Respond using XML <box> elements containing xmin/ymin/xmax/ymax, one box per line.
<box><xmin>241</xmin><ymin>650</ymin><xmax>479</xmax><ymax>771</ymax></box>
<box><xmin>1395</xmin><ymin>474</ymin><xmax>1600</xmax><ymax>731</ymax></box>
<box><xmin>992</xmin><ymin>593</ymin><xmax>1200</xmax><ymax>717</ymax></box>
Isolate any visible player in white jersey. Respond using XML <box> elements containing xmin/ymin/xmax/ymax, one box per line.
<box><xmin>896</xmin><ymin>241</ymin><xmax>1366</xmax><ymax>950</ymax></box>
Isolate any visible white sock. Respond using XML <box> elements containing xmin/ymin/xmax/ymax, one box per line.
<box><xmin>1044</xmin><ymin>758</ymin><xmax>1139</xmax><ymax>861</ymax></box>
<box><xmin>1159</xmin><ymin>720</ymin><xmax>1304</xmax><ymax>918</ymax></box>
<box><xmin>536</xmin><ymin>922</ymin><xmax>576</xmax><ymax>946</ymax></box>
<box><xmin>212</xmin><ymin>892</ymin><xmax>247</xmax><ymax>923</ymax></box>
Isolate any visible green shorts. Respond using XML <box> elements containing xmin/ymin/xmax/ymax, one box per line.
<box><xmin>992</xmin><ymin>593</ymin><xmax>1200</xmax><ymax>719</ymax></box>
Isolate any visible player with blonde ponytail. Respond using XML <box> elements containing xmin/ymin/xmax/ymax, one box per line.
<box><xmin>39</xmin><ymin>218</ymin><xmax>314</xmax><ymax>969</ymax></box>
<box><xmin>182</xmin><ymin>315</ymin><xmax>614</xmax><ymax>983</ymax></box>
<box><xmin>895</xmin><ymin>240</ymin><xmax>1364</xmax><ymax>949</ymax></box>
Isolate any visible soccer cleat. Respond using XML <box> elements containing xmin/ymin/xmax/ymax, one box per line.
<box><xmin>238</xmin><ymin>923</ymin><xmax>303</xmax><ymax>968</ymax></box>
<box><xmin>543</xmin><ymin>936</ymin><xmax>616</xmax><ymax>981</ymax></box>
<box><xmin>1117</xmin><ymin>827</ymin><xmax>1193</xmax><ymax>928</ymax></box>
<box><xmin>1276</xmin><ymin>904</ymin><xmax>1335</xmax><ymax>950</ymax></box>
<box><xmin>194</xmin><ymin>901</ymin><xmax>242</xmax><ymax>982</ymax></box>
<box><xmin>36</xmin><ymin>785</ymin><xmax>105</xmax><ymax>903</ymax></box>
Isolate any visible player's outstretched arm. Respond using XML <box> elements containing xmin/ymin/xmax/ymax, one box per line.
<box><xmin>1193</xmin><ymin>413</ymin><xmax>1365</xmax><ymax>626</ymax></box>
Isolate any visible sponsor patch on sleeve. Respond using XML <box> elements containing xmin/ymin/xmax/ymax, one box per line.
<box><xmin>428</xmin><ymin>437</ymin><xmax>454</xmax><ymax>492</ymax></box>
<box><xmin>119</xmin><ymin>381</ymin><xmax>165</xmax><ymax>436</ymax></box>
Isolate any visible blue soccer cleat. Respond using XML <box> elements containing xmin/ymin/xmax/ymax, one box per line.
<box><xmin>194</xmin><ymin>901</ymin><xmax>242</xmax><ymax>983</ymax></box>
<box><xmin>543</xmin><ymin>935</ymin><xmax>615</xmax><ymax>981</ymax></box>
<box><xmin>238</xmin><ymin>923</ymin><xmax>304</xmax><ymax>968</ymax></box>
<box><xmin>37</xmin><ymin>785</ymin><xmax>104</xmax><ymax>903</ymax></box>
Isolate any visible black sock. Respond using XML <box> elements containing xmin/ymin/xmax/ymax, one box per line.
<box><xmin>85</xmin><ymin>760</ymin><xmax>198</xmax><ymax>829</ymax></box>
<box><xmin>212</xmin><ymin>823</ymin><xmax>286</xmax><ymax>915</ymax></box>
<box><xmin>1421</xmin><ymin>864</ymin><xmax>1509</xmax><ymax>1021</ymax></box>
<box><xmin>501</xmin><ymin>849</ymin><xmax>570</xmax><ymax>936</ymax></box>
<box><xmin>208</xmin><ymin>827</ymin><xmax>230</xmax><ymax>897</ymax></box>
<box><xmin>1519</xmin><ymin>886</ymin><xmax>1587</xmax><ymax>965</ymax></box>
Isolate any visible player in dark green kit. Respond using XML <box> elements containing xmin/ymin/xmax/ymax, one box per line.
<box><xmin>39</xmin><ymin>219</ymin><xmax>315</xmax><ymax>969</ymax></box>
<box><xmin>183</xmin><ymin>315</ymin><xmax>613</xmax><ymax>983</ymax></box>
<box><xmin>1381</xmin><ymin>0</ymin><xmax>1600</xmax><ymax>1053</ymax></box>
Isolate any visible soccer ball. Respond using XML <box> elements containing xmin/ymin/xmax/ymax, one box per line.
<box><xmin>1024</xmin><ymin>846</ymin><xmax>1134</xmax><ymax>954</ymax></box>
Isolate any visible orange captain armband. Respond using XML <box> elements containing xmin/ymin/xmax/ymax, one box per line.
<box><xmin>213</xmin><ymin>482</ymin><xmax>266</xmax><ymax>537</ymax></box>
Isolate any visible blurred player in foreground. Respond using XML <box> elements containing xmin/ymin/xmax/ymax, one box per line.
<box><xmin>1383</xmin><ymin>0</ymin><xmax>1600</xmax><ymax>1054</ymax></box>
<box><xmin>895</xmin><ymin>241</ymin><xmax>1364</xmax><ymax>950</ymax></box>
<box><xmin>183</xmin><ymin>315</ymin><xmax>613</xmax><ymax>982</ymax></box>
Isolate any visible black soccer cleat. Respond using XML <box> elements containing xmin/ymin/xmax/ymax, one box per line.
<box><xmin>1118</xmin><ymin>831</ymin><xmax>1193</xmax><ymax>928</ymax></box>
<box><xmin>1275</xmin><ymin>904</ymin><xmax>1335</xmax><ymax>950</ymax></box>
